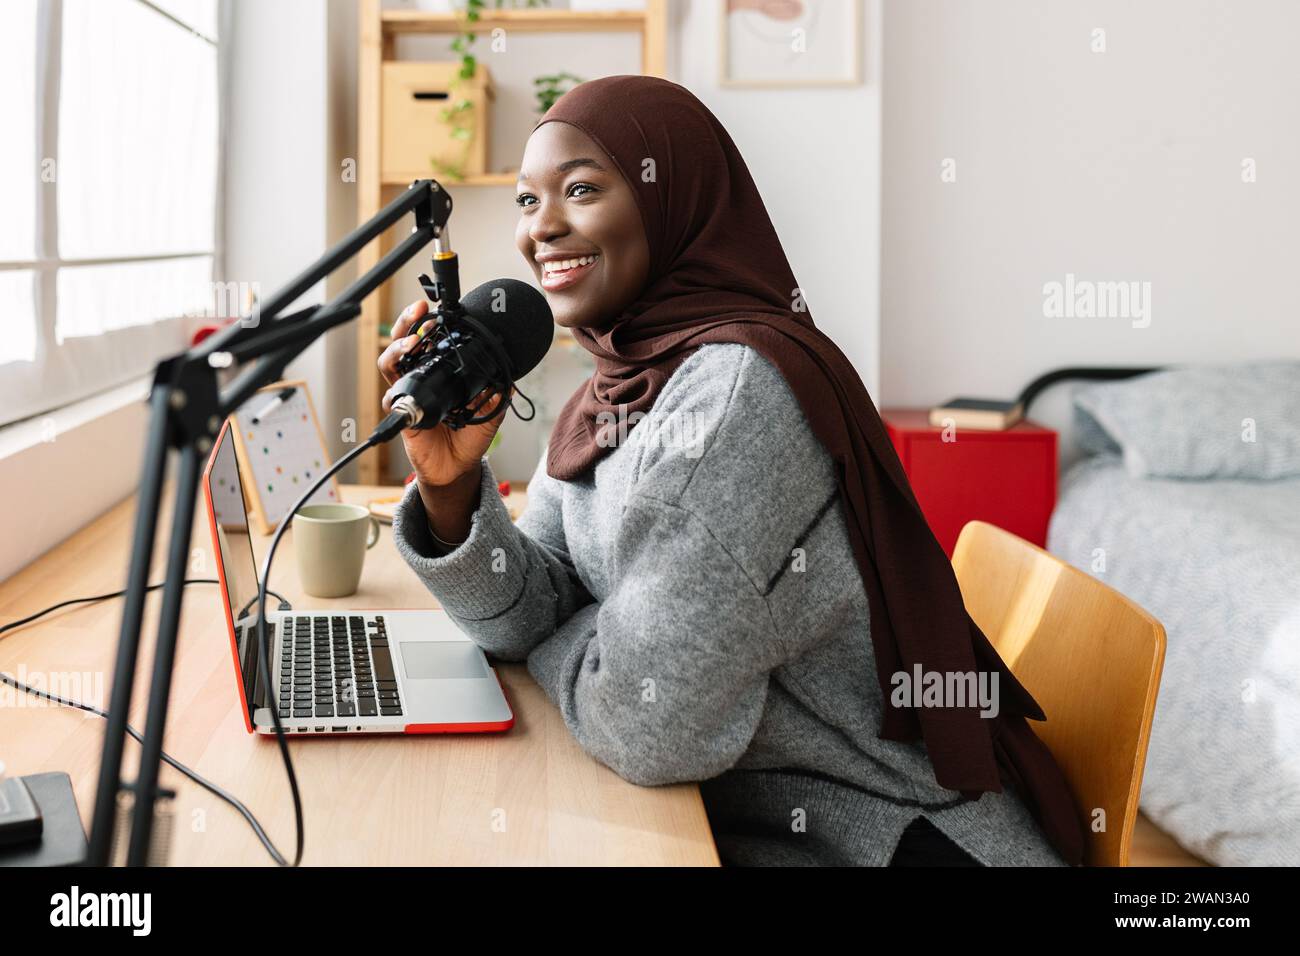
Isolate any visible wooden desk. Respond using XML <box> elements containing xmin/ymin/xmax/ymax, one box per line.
<box><xmin>0</xmin><ymin>485</ymin><xmax>719</xmax><ymax>866</ymax></box>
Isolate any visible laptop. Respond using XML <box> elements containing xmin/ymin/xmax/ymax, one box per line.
<box><xmin>201</xmin><ymin>418</ymin><xmax>514</xmax><ymax>736</ymax></box>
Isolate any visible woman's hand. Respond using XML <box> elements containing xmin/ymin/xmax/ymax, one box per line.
<box><xmin>379</xmin><ymin>299</ymin><xmax>509</xmax><ymax>487</ymax></box>
<box><xmin>379</xmin><ymin>299</ymin><xmax>510</xmax><ymax>542</ymax></box>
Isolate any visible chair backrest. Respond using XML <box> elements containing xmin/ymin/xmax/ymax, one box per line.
<box><xmin>951</xmin><ymin>520</ymin><xmax>1166</xmax><ymax>866</ymax></box>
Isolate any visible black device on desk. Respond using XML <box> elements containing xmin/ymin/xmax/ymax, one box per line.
<box><xmin>0</xmin><ymin>765</ymin><xmax>42</xmax><ymax>847</ymax></box>
<box><xmin>0</xmin><ymin>764</ymin><xmax>87</xmax><ymax>867</ymax></box>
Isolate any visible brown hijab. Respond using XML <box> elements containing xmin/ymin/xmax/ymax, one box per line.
<box><xmin>537</xmin><ymin>75</ymin><xmax>1085</xmax><ymax>865</ymax></box>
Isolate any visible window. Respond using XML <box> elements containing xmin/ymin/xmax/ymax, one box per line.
<box><xmin>0</xmin><ymin>0</ymin><xmax>221</xmax><ymax>427</ymax></box>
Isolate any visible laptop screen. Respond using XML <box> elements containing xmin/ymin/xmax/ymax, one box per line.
<box><xmin>207</xmin><ymin>422</ymin><xmax>259</xmax><ymax>625</ymax></box>
<box><xmin>204</xmin><ymin>421</ymin><xmax>266</xmax><ymax>719</ymax></box>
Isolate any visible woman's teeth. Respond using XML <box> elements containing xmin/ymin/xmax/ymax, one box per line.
<box><xmin>542</xmin><ymin>254</ymin><xmax>598</xmax><ymax>275</ymax></box>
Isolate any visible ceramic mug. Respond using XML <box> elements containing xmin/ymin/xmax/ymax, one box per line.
<box><xmin>293</xmin><ymin>503</ymin><xmax>379</xmax><ymax>598</ymax></box>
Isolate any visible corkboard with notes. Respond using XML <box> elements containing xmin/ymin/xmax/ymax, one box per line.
<box><xmin>229</xmin><ymin>379</ymin><xmax>341</xmax><ymax>534</ymax></box>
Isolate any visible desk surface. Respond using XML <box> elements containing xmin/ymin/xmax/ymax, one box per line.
<box><xmin>0</xmin><ymin>483</ymin><xmax>719</xmax><ymax>866</ymax></box>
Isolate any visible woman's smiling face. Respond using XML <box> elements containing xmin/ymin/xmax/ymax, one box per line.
<box><xmin>515</xmin><ymin>122</ymin><xmax>650</xmax><ymax>330</ymax></box>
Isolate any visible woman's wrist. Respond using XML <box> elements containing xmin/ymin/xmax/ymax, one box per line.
<box><xmin>425</xmin><ymin>515</ymin><xmax>466</xmax><ymax>551</ymax></box>
<box><xmin>416</xmin><ymin>464</ymin><xmax>482</xmax><ymax>545</ymax></box>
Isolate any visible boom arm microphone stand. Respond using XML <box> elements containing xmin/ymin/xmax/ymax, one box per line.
<box><xmin>86</xmin><ymin>179</ymin><xmax>456</xmax><ymax>867</ymax></box>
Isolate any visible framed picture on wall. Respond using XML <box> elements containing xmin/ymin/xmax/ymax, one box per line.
<box><xmin>719</xmin><ymin>0</ymin><xmax>862</xmax><ymax>88</ymax></box>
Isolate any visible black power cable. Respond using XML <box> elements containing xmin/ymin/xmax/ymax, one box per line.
<box><xmin>0</xmin><ymin>579</ymin><xmax>293</xmax><ymax>864</ymax></box>
<box><xmin>7</xmin><ymin>426</ymin><xmax>450</xmax><ymax>865</ymax></box>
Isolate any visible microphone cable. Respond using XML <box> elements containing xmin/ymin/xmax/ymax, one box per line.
<box><xmin>254</xmin><ymin>370</ymin><xmax>532</xmax><ymax>861</ymax></box>
<box><xmin>252</xmin><ymin>437</ymin><xmax>377</xmax><ymax>868</ymax></box>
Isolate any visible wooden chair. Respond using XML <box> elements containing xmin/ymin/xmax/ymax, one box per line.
<box><xmin>951</xmin><ymin>520</ymin><xmax>1166</xmax><ymax>866</ymax></box>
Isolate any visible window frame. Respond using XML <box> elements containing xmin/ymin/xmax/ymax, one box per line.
<box><xmin>0</xmin><ymin>0</ymin><xmax>224</xmax><ymax>427</ymax></box>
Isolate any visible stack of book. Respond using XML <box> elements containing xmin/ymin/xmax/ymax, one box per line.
<box><xmin>927</xmin><ymin>397</ymin><xmax>1024</xmax><ymax>430</ymax></box>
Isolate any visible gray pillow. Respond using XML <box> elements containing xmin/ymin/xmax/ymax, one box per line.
<box><xmin>1070</xmin><ymin>400</ymin><xmax>1122</xmax><ymax>457</ymax></box>
<box><xmin>1072</xmin><ymin>361</ymin><xmax>1300</xmax><ymax>480</ymax></box>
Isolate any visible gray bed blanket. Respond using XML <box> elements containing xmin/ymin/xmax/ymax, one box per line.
<box><xmin>1048</xmin><ymin>453</ymin><xmax>1300</xmax><ymax>866</ymax></box>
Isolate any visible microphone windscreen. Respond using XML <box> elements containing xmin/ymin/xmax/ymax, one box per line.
<box><xmin>460</xmin><ymin>278</ymin><xmax>554</xmax><ymax>378</ymax></box>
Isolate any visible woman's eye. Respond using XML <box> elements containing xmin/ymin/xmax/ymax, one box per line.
<box><xmin>515</xmin><ymin>183</ymin><xmax>597</xmax><ymax>209</ymax></box>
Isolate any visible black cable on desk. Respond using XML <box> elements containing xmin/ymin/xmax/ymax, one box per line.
<box><xmin>5</xmin><ymin>439</ymin><xmax>374</xmax><ymax>867</ymax></box>
<box><xmin>251</xmin><ymin>437</ymin><xmax>377</xmax><ymax>869</ymax></box>
<box><xmin>0</xmin><ymin>578</ymin><xmax>294</xmax><ymax>865</ymax></box>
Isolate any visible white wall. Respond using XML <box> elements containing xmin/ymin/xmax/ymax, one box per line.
<box><xmin>223</xmin><ymin>0</ymin><xmax>336</xmax><ymax>457</ymax></box>
<box><xmin>674</xmin><ymin>0</ymin><xmax>883</xmax><ymax>399</ymax></box>
<box><xmin>881</xmin><ymin>0</ymin><xmax>1300</xmax><ymax>418</ymax></box>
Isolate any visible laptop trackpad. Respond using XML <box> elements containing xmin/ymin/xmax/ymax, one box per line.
<box><xmin>401</xmin><ymin>641</ymin><xmax>489</xmax><ymax>680</ymax></box>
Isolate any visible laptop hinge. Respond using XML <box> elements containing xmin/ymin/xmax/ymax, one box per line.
<box><xmin>239</xmin><ymin>622</ymin><xmax>272</xmax><ymax>711</ymax></box>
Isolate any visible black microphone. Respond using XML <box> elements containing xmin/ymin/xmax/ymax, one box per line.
<box><xmin>371</xmin><ymin>278</ymin><xmax>553</xmax><ymax>443</ymax></box>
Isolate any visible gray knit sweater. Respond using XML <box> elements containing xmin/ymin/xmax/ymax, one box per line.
<box><xmin>392</xmin><ymin>343</ymin><xmax>1068</xmax><ymax>867</ymax></box>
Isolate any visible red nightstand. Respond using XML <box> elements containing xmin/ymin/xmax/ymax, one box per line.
<box><xmin>881</xmin><ymin>408</ymin><xmax>1057</xmax><ymax>557</ymax></box>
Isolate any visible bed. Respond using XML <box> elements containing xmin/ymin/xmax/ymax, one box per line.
<box><xmin>1041</xmin><ymin>360</ymin><xmax>1300</xmax><ymax>866</ymax></box>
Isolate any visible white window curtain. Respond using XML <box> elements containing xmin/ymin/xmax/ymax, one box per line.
<box><xmin>0</xmin><ymin>0</ymin><xmax>224</xmax><ymax>427</ymax></box>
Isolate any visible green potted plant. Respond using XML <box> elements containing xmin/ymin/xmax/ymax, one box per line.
<box><xmin>433</xmin><ymin>0</ymin><xmax>555</xmax><ymax>180</ymax></box>
<box><xmin>533</xmin><ymin>71</ymin><xmax>584</xmax><ymax>114</ymax></box>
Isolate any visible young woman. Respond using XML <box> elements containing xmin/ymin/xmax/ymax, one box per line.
<box><xmin>380</xmin><ymin>75</ymin><xmax>1085</xmax><ymax>867</ymax></box>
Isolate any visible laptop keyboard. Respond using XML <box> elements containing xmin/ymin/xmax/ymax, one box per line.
<box><xmin>272</xmin><ymin>614</ymin><xmax>404</xmax><ymax>720</ymax></box>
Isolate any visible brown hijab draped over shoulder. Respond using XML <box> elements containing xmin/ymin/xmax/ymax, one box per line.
<box><xmin>537</xmin><ymin>75</ymin><xmax>1085</xmax><ymax>865</ymax></box>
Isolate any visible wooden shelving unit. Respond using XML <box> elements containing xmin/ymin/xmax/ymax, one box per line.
<box><xmin>381</xmin><ymin>171</ymin><xmax>519</xmax><ymax>187</ymax></box>
<box><xmin>381</xmin><ymin>7</ymin><xmax>657</xmax><ymax>35</ymax></box>
<box><xmin>356</xmin><ymin>0</ymin><xmax>668</xmax><ymax>484</ymax></box>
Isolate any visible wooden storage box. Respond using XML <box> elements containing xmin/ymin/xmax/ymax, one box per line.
<box><xmin>382</xmin><ymin>61</ymin><xmax>495</xmax><ymax>181</ymax></box>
